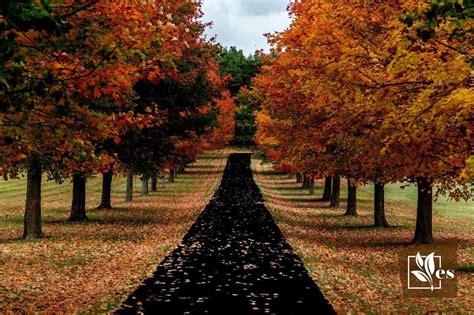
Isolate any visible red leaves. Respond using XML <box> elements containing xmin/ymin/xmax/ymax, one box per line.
<box><xmin>0</xmin><ymin>0</ymin><xmax>221</xmax><ymax>180</ymax></box>
<box><xmin>254</xmin><ymin>0</ymin><xmax>472</xmax><ymax>193</ymax></box>
<box><xmin>93</xmin><ymin>86</ymin><xmax>101</xmax><ymax>99</ymax></box>
<box><xmin>206</xmin><ymin>92</ymin><xmax>236</xmax><ymax>149</ymax></box>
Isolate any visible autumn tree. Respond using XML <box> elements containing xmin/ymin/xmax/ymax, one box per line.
<box><xmin>0</xmin><ymin>0</ymin><xmax>231</xmax><ymax>237</ymax></box>
<box><xmin>255</xmin><ymin>0</ymin><xmax>472</xmax><ymax>243</ymax></box>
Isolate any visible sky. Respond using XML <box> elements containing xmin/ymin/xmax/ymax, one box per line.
<box><xmin>200</xmin><ymin>0</ymin><xmax>292</xmax><ymax>56</ymax></box>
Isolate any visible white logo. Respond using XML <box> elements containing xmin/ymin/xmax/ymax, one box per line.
<box><xmin>407</xmin><ymin>252</ymin><xmax>455</xmax><ymax>291</ymax></box>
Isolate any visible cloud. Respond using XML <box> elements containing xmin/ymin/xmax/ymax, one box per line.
<box><xmin>238</xmin><ymin>0</ymin><xmax>289</xmax><ymax>16</ymax></box>
<box><xmin>201</xmin><ymin>0</ymin><xmax>291</xmax><ymax>55</ymax></box>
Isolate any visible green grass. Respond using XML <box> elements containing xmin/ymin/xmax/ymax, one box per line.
<box><xmin>56</xmin><ymin>255</ymin><xmax>88</xmax><ymax>269</ymax></box>
<box><xmin>457</xmin><ymin>264</ymin><xmax>474</xmax><ymax>272</ymax></box>
<box><xmin>254</xmin><ymin>165</ymin><xmax>473</xmax><ymax>221</ymax></box>
<box><xmin>0</xmin><ymin>175</ymin><xmax>120</xmax><ymax>209</ymax></box>
<box><xmin>0</xmin><ymin>150</ymin><xmax>230</xmax><ymax>313</ymax></box>
<box><xmin>356</xmin><ymin>183</ymin><xmax>473</xmax><ymax>220</ymax></box>
<box><xmin>309</xmin><ymin>176</ymin><xmax>474</xmax><ymax>220</ymax></box>
<box><xmin>252</xmin><ymin>159</ymin><xmax>473</xmax><ymax>313</ymax></box>
<box><xmin>0</xmin><ymin>152</ymin><xmax>222</xmax><ymax>220</ymax></box>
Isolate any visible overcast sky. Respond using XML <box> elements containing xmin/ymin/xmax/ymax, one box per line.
<box><xmin>201</xmin><ymin>0</ymin><xmax>291</xmax><ymax>56</ymax></box>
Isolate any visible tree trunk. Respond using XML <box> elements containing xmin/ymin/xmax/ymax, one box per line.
<box><xmin>97</xmin><ymin>172</ymin><xmax>113</xmax><ymax>210</ymax></box>
<box><xmin>412</xmin><ymin>178</ymin><xmax>433</xmax><ymax>244</ymax></box>
<box><xmin>125</xmin><ymin>171</ymin><xmax>133</xmax><ymax>202</ymax></box>
<box><xmin>309</xmin><ymin>177</ymin><xmax>315</xmax><ymax>195</ymax></box>
<box><xmin>296</xmin><ymin>173</ymin><xmax>303</xmax><ymax>184</ymax></box>
<box><xmin>69</xmin><ymin>174</ymin><xmax>87</xmax><ymax>221</ymax></box>
<box><xmin>374</xmin><ymin>183</ymin><xmax>389</xmax><ymax>227</ymax></box>
<box><xmin>23</xmin><ymin>159</ymin><xmax>43</xmax><ymax>239</ymax></box>
<box><xmin>151</xmin><ymin>174</ymin><xmax>158</xmax><ymax>192</ymax></box>
<box><xmin>322</xmin><ymin>177</ymin><xmax>332</xmax><ymax>201</ymax></box>
<box><xmin>329</xmin><ymin>176</ymin><xmax>340</xmax><ymax>208</ymax></box>
<box><xmin>141</xmin><ymin>176</ymin><xmax>149</xmax><ymax>195</ymax></box>
<box><xmin>169</xmin><ymin>169</ymin><xmax>175</xmax><ymax>183</ymax></box>
<box><xmin>302</xmin><ymin>175</ymin><xmax>310</xmax><ymax>189</ymax></box>
<box><xmin>345</xmin><ymin>178</ymin><xmax>357</xmax><ymax>216</ymax></box>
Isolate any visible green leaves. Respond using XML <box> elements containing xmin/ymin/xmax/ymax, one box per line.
<box><xmin>402</xmin><ymin>14</ymin><xmax>414</xmax><ymax>27</ymax></box>
<box><xmin>408</xmin><ymin>0</ymin><xmax>473</xmax><ymax>41</ymax></box>
<box><xmin>217</xmin><ymin>47</ymin><xmax>261</xmax><ymax>96</ymax></box>
<box><xmin>8</xmin><ymin>0</ymin><xmax>51</xmax><ymax>22</ymax></box>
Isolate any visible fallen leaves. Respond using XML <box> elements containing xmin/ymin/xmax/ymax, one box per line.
<box><xmin>253</xmin><ymin>159</ymin><xmax>473</xmax><ymax>313</ymax></box>
<box><xmin>0</xmin><ymin>150</ymin><xmax>229</xmax><ymax>313</ymax></box>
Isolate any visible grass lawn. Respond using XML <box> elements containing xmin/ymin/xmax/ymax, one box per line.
<box><xmin>0</xmin><ymin>150</ymin><xmax>229</xmax><ymax>313</ymax></box>
<box><xmin>252</xmin><ymin>158</ymin><xmax>473</xmax><ymax>313</ymax></box>
<box><xmin>358</xmin><ymin>183</ymin><xmax>473</xmax><ymax>220</ymax></box>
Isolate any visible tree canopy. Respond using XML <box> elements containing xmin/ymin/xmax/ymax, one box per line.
<box><xmin>0</xmin><ymin>0</ymin><xmax>236</xmax><ymax>238</ymax></box>
<box><xmin>254</xmin><ymin>0</ymin><xmax>473</xmax><ymax>244</ymax></box>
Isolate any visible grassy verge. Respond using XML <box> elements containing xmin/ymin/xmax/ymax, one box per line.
<box><xmin>252</xmin><ymin>158</ymin><xmax>473</xmax><ymax>313</ymax></box>
<box><xmin>0</xmin><ymin>150</ymin><xmax>230</xmax><ymax>313</ymax></box>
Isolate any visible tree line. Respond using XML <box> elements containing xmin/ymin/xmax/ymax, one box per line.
<box><xmin>0</xmin><ymin>0</ymin><xmax>236</xmax><ymax>239</ymax></box>
<box><xmin>253</xmin><ymin>0</ymin><xmax>473</xmax><ymax>244</ymax></box>
<box><xmin>217</xmin><ymin>47</ymin><xmax>262</xmax><ymax>147</ymax></box>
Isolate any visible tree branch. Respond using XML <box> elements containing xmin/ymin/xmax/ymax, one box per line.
<box><xmin>60</xmin><ymin>1</ymin><xmax>99</xmax><ymax>19</ymax></box>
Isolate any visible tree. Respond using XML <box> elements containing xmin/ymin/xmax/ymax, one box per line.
<box><xmin>234</xmin><ymin>88</ymin><xmax>262</xmax><ymax>146</ymax></box>
<box><xmin>217</xmin><ymin>47</ymin><xmax>261</xmax><ymax>96</ymax></box>
<box><xmin>116</xmin><ymin>39</ymin><xmax>228</xmax><ymax>197</ymax></box>
<box><xmin>217</xmin><ymin>47</ymin><xmax>262</xmax><ymax>146</ymax></box>
<box><xmin>254</xmin><ymin>0</ymin><xmax>472</xmax><ymax>244</ymax></box>
<box><xmin>0</xmin><ymin>0</ymin><xmax>231</xmax><ymax>237</ymax></box>
<box><xmin>207</xmin><ymin>91</ymin><xmax>237</xmax><ymax>149</ymax></box>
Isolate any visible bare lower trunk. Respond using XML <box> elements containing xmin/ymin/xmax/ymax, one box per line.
<box><xmin>151</xmin><ymin>174</ymin><xmax>158</xmax><ymax>192</ymax></box>
<box><xmin>302</xmin><ymin>175</ymin><xmax>310</xmax><ymax>189</ymax></box>
<box><xmin>374</xmin><ymin>183</ymin><xmax>389</xmax><ymax>227</ymax></box>
<box><xmin>125</xmin><ymin>172</ymin><xmax>133</xmax><ymax>202</ymax></box>
<box><xmin>169</xmin><ymin>169</ymin><xmax>175</xmax><ymax>183</ymax></box>
<box><xmin>345</xmin><ymin>178</ymin><xmax>357</xmax><ymax>216</ymax></box>
<box><xmin>69</xmin><ymin>174</ymin><xmax>87</xmax><ymax>221</ymax></box>
<box><xmin>23</xmin><ymin>159</ymin><xmax>43</xmax><ymax>239</ymax></box>
<box><xmin>141</xmin><ymin>176</ymin><xmax>149</xmax><ymax>195</ymax></box>
<box><xmin>296</xmin><ymin>173</ymin><xmax>303</xmax><ymax>183</ymax></box>
<box><xmin>309</xmin><ymin>177</ymin><xmax>315</xmax><ymax>195</ymax></box>
<box><xmin>329</xmin><ymin>176</ymin><xmax>340</xmax><ymax>208</ymax></box>
<box><xmin>412</xmin><ymin>178</ymin><xmax>433</xmax><ymax>244</ymax></box>
<box><xmin>97</xmin><ymin>172</ymin><xmax>113</xmax><ymax>210</ymax></box>
<box><xmin>322</xmin><ymin>177</ymin><xmax>332</xmax><ymax>201</ymax></box>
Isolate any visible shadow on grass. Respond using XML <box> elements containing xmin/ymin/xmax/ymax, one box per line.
<box><xmin>196</xmin><ymin>153</ymin><xmax>226</xmax><ymax>160</ymax></box>
<box><xmin>254</xmin><ymin>169</ymin><xmax>287</xmax><ymax>176</ymax></box>
<box><xmin>367</xmin><ymin>241</ymin><xmax>411</xmax><ymax>248</ymax></box>
<box><xmin>0</xmin><ymin>234</ymin><xmax>55</xmax><ymax>244</ymax></box>
<box><xmin>44</xmin><ymin>207</ymin><xmax>159</xmax><ymax>226</ymax></box>
<box><xmin>185</xmin><ymin>164</ymin><xmax>218</xmax><ymax>170</ymax></box>
<box><xmin>271</xmin><ymin>186</ymin><xmax>307</xmax><ymax>191</ymax></box>
<box><xmin>334</xmin><ymin>224</ymin><xmax>405</xmax><ymax>230</ymax></box>
<box><xmin>183</xmin><ymin>170</ymin><xmax>224</xmax><ymax>176</ymax></box>
<box><xmin>457</xmin><ymin>264</ymin><xmax>474</xmax><ymax>273</ymax></box>
<box><xmin>90</xmin><ymin>216</ymin><xmax>158</xmax><ymax>226</ymax></box>
<box><xmin>268</xmin><ymin>195</ymin><xmax>330</xmax><ymax>204</ymax></box>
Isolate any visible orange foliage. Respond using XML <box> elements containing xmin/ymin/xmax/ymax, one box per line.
<box><xmin>255</xmin><ymin>0</ymin><xmax>472</xmax><ymax>196</ymax></box>
<box><xmin>207</xmin><ymin>92</ymin><xmax>237</xmax><ymax>149</ymax></box>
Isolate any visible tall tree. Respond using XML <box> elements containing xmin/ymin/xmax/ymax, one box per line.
<box><xmin>254</xmin><ymin>0</ymin><xmax>472</xmax><ymax>244</ymax></box>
